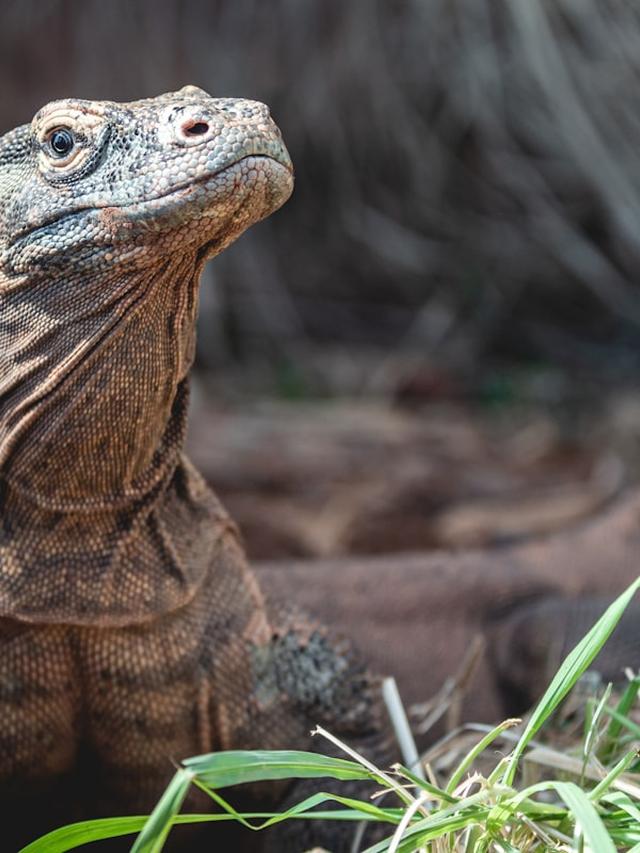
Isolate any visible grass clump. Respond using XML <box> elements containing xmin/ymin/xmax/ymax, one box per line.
<box><xmin>22</xmin><ymin>578</ymin><xmax>640</xmax><ymax>852</ymax></box>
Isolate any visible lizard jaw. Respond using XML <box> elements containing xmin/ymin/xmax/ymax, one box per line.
<box><xmin>2</xmin><ymin>156</ymin><xmax>293</xmax><ymax>273</ymax></box>
<box><xmin>107</xmin><ymin>154</ymin><xmax>294</xmax><ymax>258</ymax></box>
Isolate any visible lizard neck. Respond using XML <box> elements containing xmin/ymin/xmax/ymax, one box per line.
<box><xmin>0</xmin><ymin>253</ymin><xmax>200</xmax><ymax>506</ymax></box>
<box><xmin>0</xmin><ymin>252</ymin><xmax>230</xmax><ymax>625</ymax></box>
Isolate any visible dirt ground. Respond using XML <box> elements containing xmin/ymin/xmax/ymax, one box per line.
<box><xmin>186</xmin><ymin>368</ymin><xmax>640</xmax><ymax>561</ymax></box>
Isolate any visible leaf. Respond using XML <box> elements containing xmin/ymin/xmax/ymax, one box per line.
<box><xmin>552</xmin><ymin>781</ymin><xmax>616</xmax><ymax>853</ymax></box>
<box><xmin>131</xmin><ymin>767</ymin><xmax>193</xmax><ymax>853</ymax></box>
<box><xmin>600</xmin><ymin>676</ymin><xmax>640</xmax><ymax>762</ymax></box>
<box><xmin>183</xmin><ymin>749</ymin><xmax>371</xmax><ymax>788</ymax></box>
<box><xmin>19</xmin><ymin>814</ymin><xmax>221</xmax><ymax>853</ymax></box>
<box><xmin>19</xmin><ymin>817</ymin><xmax>149</xmax><ymax>853</ymax></box>
<box><xmin>501</xmin><ymin>780</ymin><xmax>616</xmax><ymax>853</ymax></box>
<box><xmin>503</xmin><ymin>576</ymin><xmax>640</xmax><ymax>786</ymax></box>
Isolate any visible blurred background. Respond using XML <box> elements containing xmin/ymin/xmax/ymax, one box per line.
<box><xmin>3</xmin><ymin>0</ymin><xmax>640</xmax><ymax>559</ymax></box>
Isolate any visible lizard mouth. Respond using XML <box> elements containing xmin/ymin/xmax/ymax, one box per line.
<box><xmin>6</xmin><ymin>155</ymin><xmax>293</xmax><ymax>263</ymax></box>
<box><xmin>116</xmin><ymin>155</ymin><xmax>294</xmax><ymax>258</ymax></box>
<box><xmin>130</xmin><ymin>153</ymin><xmax>292</xmax><ymax>208</ymax></box>
<box><xmin>124</xmin><ymin>154</ymin><xmax>294</xmax><ymax>224</ymax></box>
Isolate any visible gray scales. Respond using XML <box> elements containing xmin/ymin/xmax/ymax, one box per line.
<box><xmin>0</xmin><ymin>86</ymin><xmax>637</xmax><ymax>850</ymax></box>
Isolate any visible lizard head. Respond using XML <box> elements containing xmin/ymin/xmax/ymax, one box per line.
<box><xmin>0</xmin><ymin>84</ymin><xmax>293</xmax><ymax>273</ymax></box>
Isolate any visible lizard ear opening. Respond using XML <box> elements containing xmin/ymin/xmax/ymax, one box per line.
<box><xmin>0</xmin><ymin>124</ymin><xmax>31</xmax><ymax>169</ymax></box>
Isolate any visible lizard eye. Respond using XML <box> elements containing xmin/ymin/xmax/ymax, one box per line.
<box><xmin>36</xmin><ymin>109</ymin><xmax>108</xmax><ymax>182</ymax></box>
<box><xmin>48</xmin><ymin>128</ymin><xmax>76</xmax><ymax>158</ymax></box>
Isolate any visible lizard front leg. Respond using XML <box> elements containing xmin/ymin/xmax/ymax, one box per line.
<box><xmin>0</xmin><ymin>621</ymin><xmax>80</xmax><ymax>847</ymax></box>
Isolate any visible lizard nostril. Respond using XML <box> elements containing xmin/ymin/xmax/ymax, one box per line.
<box><xmin>181</xmin><ymin>120</ymin><xmax>210</xmax><ymax>137</ymax></box>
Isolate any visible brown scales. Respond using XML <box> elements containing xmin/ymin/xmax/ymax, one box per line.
<box><xmin>0</xmin><ymin>87</ymin><xmax>637</xmax><ymax>851</ymax></box>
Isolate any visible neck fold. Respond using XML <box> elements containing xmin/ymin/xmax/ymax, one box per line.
<box><xmin>0</xmin><ymin>253</ymin><xmax>224</xmax><ymax>624</ymax></box>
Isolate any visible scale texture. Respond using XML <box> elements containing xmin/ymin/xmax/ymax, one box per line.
<box><xmin>1</xmin><ymin>85</ymin><xmax>637</xmax><ymax>852</ymax></box>
<box><xmin>0</xmin><ymin>86</ymin><xmax>391</xmax><ymax>851</ymax></box>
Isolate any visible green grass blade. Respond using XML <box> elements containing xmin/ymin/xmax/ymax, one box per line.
<box><xmin>22</xmin><ymin>801</ymin><xmax>397</xmax><ymax>853</ymax></box>
<box><xmin>603</xmin><ymin>790</ymin><xmax>640</xmax><ymax>823</ymax></box>
<box><xmin>195</xmin><ymin>780</ymin><xmax>402</xmax><ymax>830</ymax></box>
<box><xmin>364</xmin><ymin>807</ymin><xmax>491</xmax><ymax>853</ymax></box>
<box><xmin>130</xmin><ymin>767</ymin><xmax>193</xmax><ymax>853</ymax></box>
<box><xmin>182</xmin><ymin>749</ymin><xmax>371</xmax><ymax>787</ymax></box>
<box><xmin>363</xmin><ymin>790</ymin><xmax>493</xmax><ymax>853</ymax></box>
<box><xmin>259</xmin><ymin>792</ymin><xmax>402</xmax><ymax>828</ymax></box>
<box><xmin>20</xmin><ymin>814</ymin><xmax>229</xmax><ymax>853</ymax></box>
<box><xmin>19</xmin><ymin>817</ymin><xmax>150</xmax><ymax>853</ymax></box>
<box><xmin>392</xmin><ymin>764</ymin><xmax>456</xmax><ymax>804</ymax></box>
<box><xmin>503</xmin><ymin>576</ymin><xmax>640</xmax><ymax>786</ymax></box>
<box><xmin>604</xmin><ymin>705</ymin><xmax>640</xmax><ymax>739</ymax></box>
<box><xmin>552</xmin><ymin>781</ymin><xmax>616</xmax><ymax>853</ymax></box>
<box><xmin>446</xmin><ymin>718</ymin><xmax>519</xmax><ymax>795</ymax></box>
<box><xmin>581</xmin><ymin>682</ymin><xmax>611</xmax><ymax>780</ymax></box>
<box><xmin>589</xmin><ymin>749</ymin><xmax>638</xmax><ymax>801</ymax></box>
<box><xmin>501</xmin><ymin>780</ymin><xmax>616</xmax><ymax>852</ymax></box>
<box><xmin>600</xmin><ymin>676</ymin><xmax>640</xmax><ymax>762</ymax></box>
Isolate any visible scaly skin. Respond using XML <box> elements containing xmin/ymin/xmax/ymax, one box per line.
<box><xmin>0</xmin><ymin>87</ymin><xmax>390</xmax><ymax>851</ymax></box>
<box><xmin>3</xmin><ymin>84</ymin><xmax>637</xmax><ymax>852</ymax></box>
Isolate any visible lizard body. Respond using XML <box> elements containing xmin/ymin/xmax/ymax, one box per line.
<box><xmin>0</xmin><ymin>87</ymin><xmax>390</xmax><ymax>851</ymax></box>
<box><xmin>260</xmin><ymin>489</ymin><xmax>640</xmax><ymax>740</ymax></box>
<box><xmin>1</xmin><ymin>86</ymin><xmax>638</xmax><ymax>851</ymax></box>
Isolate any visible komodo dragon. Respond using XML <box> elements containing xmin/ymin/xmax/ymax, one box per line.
<box><xmin>0</xmin><ymin>86</ymin><xmax>638</xmax><ymax>851</ymax></box>
<box><xmin>0</xmin><ymin>86</ymin><xmax>394</xmax><ymax>852</ymax></box>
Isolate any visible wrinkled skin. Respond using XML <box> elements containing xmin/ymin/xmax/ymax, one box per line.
<box><xmin>0</xmin><ymin>87</ymin><xmax>391</xmax><ymax>851</ymax></box>
<box><xmin>3</xmin><ymin>84</ymin><xmax>637</xmax><ymax>852</ymax></box>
